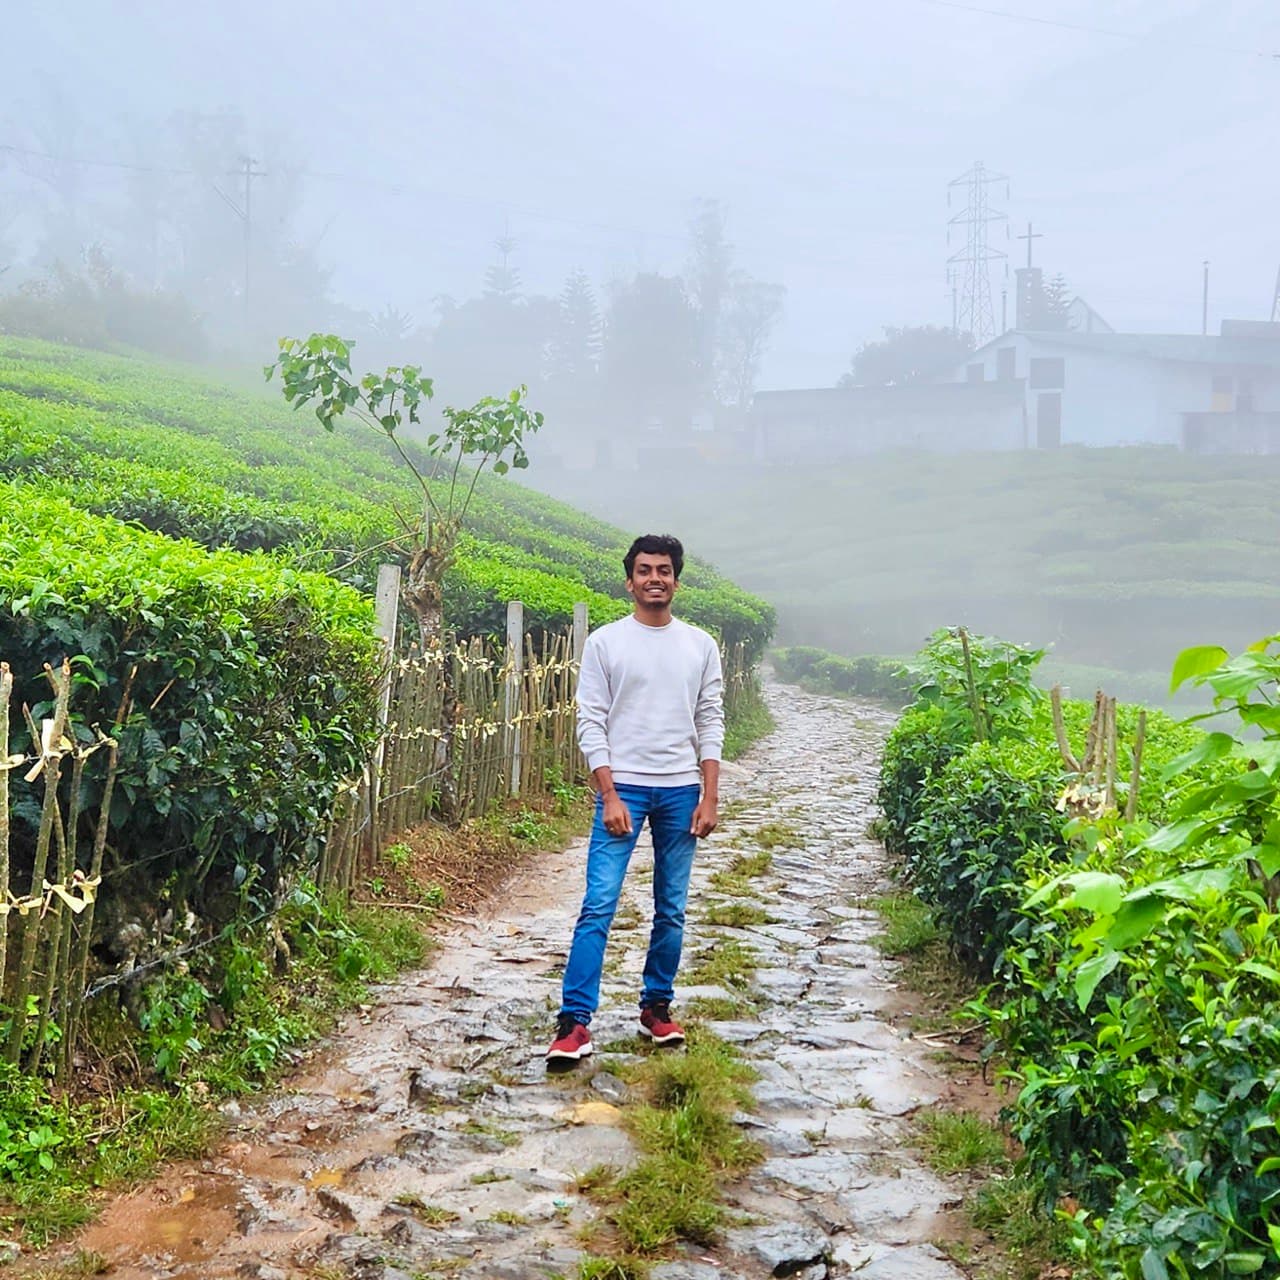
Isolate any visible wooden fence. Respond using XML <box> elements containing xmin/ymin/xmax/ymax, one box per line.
<box><xmin>319</xmin><ymin>608</ymin><xmax>587</xmax><ymax>893</ymax></box>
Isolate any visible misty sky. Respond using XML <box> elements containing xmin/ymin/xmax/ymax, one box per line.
<box><xmin>6</xmin><ymin>1</ymin><xmax>1280</xmax><ymax>387</ymax></box>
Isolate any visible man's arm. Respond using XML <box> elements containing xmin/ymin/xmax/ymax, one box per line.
<box><xmin>691</xmin><ymin>758</ymin><xmax>719</xmax><ymax>838</ymax></box>
<box><xmin>592</xmin><ymin>764</ymin><xmax>634</xmax><ymax>836</ymax></box>
<box><xmin>691</xmin><ymin>642</ymin><xmax>725</xmax><ymax>838</ymax></box>
<box><xmin>576</xmin><ymin>635</ymin><xmax>632</xmax><ymax>836</ymax></box>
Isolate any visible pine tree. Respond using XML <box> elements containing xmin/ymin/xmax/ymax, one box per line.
<box><xmin>1037</xmin><ymin>273</ymin><xmax>1074</xmax><ymax>331</ymax></box>
<box><xmin>551</xmin><ymin>268</ymin><xmax>602</xmax><ymax>382</ymax></box>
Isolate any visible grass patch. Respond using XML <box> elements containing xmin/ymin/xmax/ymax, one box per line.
<box><xmin>700</xmin><ymin>902</ymin><xmax>773</xmax><ymax>928</ymax></box>
<box><xmin>485</xmin><ymin>1209</ymin><xmax>529</xmax><ymax>1226</ymax></box>
<box><xmin>869</xmin><ymin>891</ymin><xmax>943</xmax><ymax>956</ymax></box>
<box><xmin>685</xmin><ymin>938</ymin><xmax>759</xmax><ymax>992</ymax></box>
<box><xmin>460</xmin><ymin>1118</ymin><xmax>520</xmax><ymax>1147</ymax></box>
<box><xmin>723</xmin><ymin>681</ymin><xmax>775</xmax><ymax>761</ymax></box>
<box><xmin>580</xmin><ymin>1028</ymin><xmax>762</xmax><ymax>1254</ymax></box>
<box><xmin>708</xmin><ymin>850</ymin><xmax>772</xmax><ymax>896</ymax></box>
<box><xmin>684</xmin><ymin>995</ymin><xmax>756</xmax><ymax>1020</ymax></box>
<box><xmin>579</xmin><ymin>1256</ymin><xmax>650</xmax><ymax>1280</ymax></box>
<box><xmin>968</xmin><ymin>1175</ymin><xmax>1072</xmax><ymax>1279</ymax></box>
<box><xmin>470</xmin><ymin>1169</ymin><xmax>512</xmax><ymax>1185</ymax></box>
<box><xmin>752</xmin><ymin>820</ymin><xmax>805</xmax><ymax>850</ymax></box>
<box><xmin>393</xmin><ymin>1194</ymin><xmax>460</xmax><ymax>1225</ymax></box>
<box><xmin>916</xmin><ymin>1110</ymin><xmax>1008</xmax><ymax>1174</ymax></box>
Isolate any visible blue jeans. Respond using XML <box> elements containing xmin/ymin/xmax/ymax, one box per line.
<box><xmin>560</xmin><ymin>783</ymin><xmax>701</xmax><ymax>1026</ymax></box>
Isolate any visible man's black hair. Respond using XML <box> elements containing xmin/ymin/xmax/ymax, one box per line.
<box><xmin>624</xmin><ymin>534</ymin><xmax>684</xmax><ymax>581</ymax></box>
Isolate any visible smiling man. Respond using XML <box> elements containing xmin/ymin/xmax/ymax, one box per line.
<box><xmin>546</xmin><ymin>533</ymin><xmax>724</xmax><ymax>1065</ymax></box>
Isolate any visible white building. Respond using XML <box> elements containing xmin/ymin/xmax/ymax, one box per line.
<box><xmin>958</xmin><ymin>319</ymin><xmax>1280</xmax><ymax>452</ymax></box>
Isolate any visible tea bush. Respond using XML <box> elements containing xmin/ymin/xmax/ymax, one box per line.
<box><xmin>879</xmin><ymin>628</ymin><xmax>1280</xmax><ymax>1277</ymax></box>
<box><xmin>0</xmin><ymin>484</ymin><xmax>380</xmax><ymax>916</ymax></box>
<box><xmin>771</xmin><ymin>645</ymin><xmax>911</xmax><ymax>703</ymax></box>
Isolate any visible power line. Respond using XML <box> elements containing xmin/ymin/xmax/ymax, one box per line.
<box><xmin>908</xmin><ymin>0</ymin><xmax>1280</xmax><ymax>59</ymax></box>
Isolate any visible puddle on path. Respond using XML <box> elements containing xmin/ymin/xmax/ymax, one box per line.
<box><xmin>24</xmin><ymin>677</ymin><xmax>979</xmax><ymax>1280</ymax></box>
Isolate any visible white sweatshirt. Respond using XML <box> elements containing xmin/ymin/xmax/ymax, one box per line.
<box><xmin>576</xmin><ymin>615</ymin><xmax>725</xmax><ymax>787</ymax></box>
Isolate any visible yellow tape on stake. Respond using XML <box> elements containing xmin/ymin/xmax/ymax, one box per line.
<box><xmin>1</xmin><ymin>874</ymin><xmax>101</xmax><ymax>918</ymax></box>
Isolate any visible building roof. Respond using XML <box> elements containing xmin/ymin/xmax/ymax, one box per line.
<box><xmin>970</xmin><ymin>328</ymin><xmax>1280</xmax><ymax>369</ymax></box>
<box><xmin>751</xmin><ymin>380</ymin><xmax>1023</xmax><ymax>415</ymax></box>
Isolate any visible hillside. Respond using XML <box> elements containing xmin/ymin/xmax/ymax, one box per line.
<box><xmin>0</xmin><ymin>337</ymin><xmax>772</xmax><ymax>654</ymax></box>
<box><xmin>535</xmin><ymin>448</ymin><xmax>1280</xmax><ymax>689</ymax></box>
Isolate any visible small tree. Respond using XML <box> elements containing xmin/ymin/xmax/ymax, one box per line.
<box><xmin>267</xmin><ymin>333</ymin><xmax>542</xmax><ymax>647</ymax></box>
<box><xmin>840</xmin><ymin>325</ymin><xmax>975</xmax><ymax>388</ymax></box>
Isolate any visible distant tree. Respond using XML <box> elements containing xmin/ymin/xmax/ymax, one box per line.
<box><xmin>840</xmin><ymin>325</ymin><xmax>976</xmax><ymax>387</ymax></box>
<box><xmin>484</xmin><ymin>234</ymin><xmax>522</xmax><ymax>301</ymax></box>
<box><xmin>370</xmin><ymin>304</ymin><xmax>415</xmax><ymax>346</ymax></box>
<box><xmin>604</xmin><ymin>273</ymin><xmax>701</xmax><ymax>423</ymax></box>
<box><xmin>1035</xmin><ymin>273</ymin><xmax>1074</xmax><ymax>331</ymax></box>
<box><xmin>717</xmin><ymin>273</ymin><xmax>786</xmax><ymax>409</ymax></box>
<box><xmin>550</xmin><ymin>268</ymin><xmax>602</xmax><ymax>383</ymax></box>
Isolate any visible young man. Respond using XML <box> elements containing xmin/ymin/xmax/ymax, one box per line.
<box><xmin>546</xmin><ymin>534</ymin><xmax>723</xmax><ymax>1064</ymax></box>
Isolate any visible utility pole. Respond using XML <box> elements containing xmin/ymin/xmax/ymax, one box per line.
<box><xmin>214</xmin><ymin>156</ymin><xmax>267</xmax><ymax>328</ymax></box>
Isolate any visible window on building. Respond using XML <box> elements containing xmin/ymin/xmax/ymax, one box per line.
<box><xmin>996</xmin><ymin>347</ymin><xmax>1016</xmax><ymax>380</ymax></box>
<box><xmin>1211</xmin><ymin>373</ymin><xmax>1235</xmax><ymax>413</ymax></box>
<box><xmin>1029</xmin><ymin>357</ymin><xmax>1065</xmax><ymax>389</ymax></box>
<box><xmin>966</xmin><ymin>363</ymin><xmax>984</xmax><ymax>384</ymax></box>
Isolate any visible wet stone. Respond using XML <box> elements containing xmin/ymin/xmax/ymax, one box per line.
<box><xmin>706</xmin><ymin>1020</ymin><xmax>769</xmax><ymax>1044</ymax></box>
<box><xmin>649</xmin><ymin>1263</ymin><xmax>724</xmax><ymax>1280</ymax></box>
<box><xmin>590</xmin><ymin>1071</ymin><xmax>630</xmax><ymax>1103</ymax></box>
<box><xmin>726</xmin><ymin>1222</ymin><xmax>831</xmax><ymax>1276</ymax></box>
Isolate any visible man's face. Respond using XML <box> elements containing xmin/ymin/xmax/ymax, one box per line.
<box><xmin>627</xmin><ymin>552</ymin><xmax>678</xmax><ymax>608</ymax></box>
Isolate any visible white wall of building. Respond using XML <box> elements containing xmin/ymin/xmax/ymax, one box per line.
<box><xmin>961</xmin><ymin>337</ymin><xmax>1280</xmax><ymax>448</ymax></box>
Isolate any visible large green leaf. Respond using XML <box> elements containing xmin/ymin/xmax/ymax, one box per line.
<box><xmin>1061</xmin><ymin>871</ymin><xmax>1126</xmax><ymax>916</ymax></box>
<box><xmin>1160</xmin><ymin>731</ymin><xmax>1234</xmax><ymax>780</ymax></box>
<box><xmin>1106</xmin><ymin>894</ymin><xmax>1169</xmax><ymax>949</ymax></box>
<box><xmin>1075</xmin><ymin>949</ymin><xmax>1121</xmax><ymax>1011</ymax></box>
<box><xmin>1170</xmin><ymin>644</ymin><xmax>1229</xmax><ymax>693</ymax></box>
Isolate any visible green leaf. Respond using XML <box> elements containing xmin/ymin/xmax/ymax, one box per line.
<box><xmin>1170</xmin><ymin>644</ymin><xmax>1229</xmax><ymax>692</ymax></box>
<box><xmin>1160</xmin><ymin>731</ymin><xmax>1234</xmax><ymax>780</ymax></box>
<box><xmin>1075</xmin><ymin>949</ymin><xmax>1121</xmax><ymax>1012</ymax></box>
<box><xmin>1106</xmin><ymin>894</ymin><xmax>1169</xmax><ymax>949</ymax></box>
<box><xmin>1145</xmin><ymin>866</ymin><xmax>1235</xmax><ymax>902</ymax></box>
<box><xmin>1061</xmin><ymin>871</ymin><xmax>1125</xmax><ymax>916</ymax></box>
<box><xmin>1224</xmin><ymin>1253</ymin><xmax>1265</xmax><ymax>1274</ymax></box>
<box><xmin>1239</xmin><ymin>960</ymin><xmax>1280</xmax><ymax>986</ymax></box>
<box><xmin>1141</xmin><ymin>1245</ymin><xmax>1170</xmax><ymax>1280</ymax></box>
<box><xmin>1143</xmin><ymin>817</ymin><xmax>1212</xmax><ymax>855</ymax></box>
<box><xmin>1267</xmin><ymin>1222</ymin><xmax>1280</xmax><ymax>1258</ymax></box>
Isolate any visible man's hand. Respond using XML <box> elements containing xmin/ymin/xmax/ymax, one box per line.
<box><xmin>690</xmin><ymin>797</ymin><xmax>718</xmax><ymax>839</ymax></box>
<box><xmin>602</xmin><ymin>792</ymin><xmax>633</xmax><ymax>836</ymax></box>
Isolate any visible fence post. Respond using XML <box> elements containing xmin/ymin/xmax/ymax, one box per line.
<box><xmin>369</xmin><ymin>563</ymin><xmax>401</xmax><ymax>856</ymax></box>
<box><xmin>505</xmin><ymin>600</ymin><xmax>525</xmax><ymax>797</ymax></box>
<box><xmin>572</xmin><ymin>602</ymin><xmax>589</xmax><ymax>668</ymax></box>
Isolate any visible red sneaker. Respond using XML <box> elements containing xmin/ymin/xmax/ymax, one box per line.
<box><xmin>546</xmin><ymin>1014</ymin><xmax>593</xmax><ymax>1063</ymax></box>
<box><xmin>639</xmin><ymin>1003</ymin><xmax>686</xmax><ymax>1046</ymax></box>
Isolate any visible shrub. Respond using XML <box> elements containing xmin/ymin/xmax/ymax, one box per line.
<box><xmin>0</xmin><ymin>484</ymin><xmax>380</xmax><ymax>919</ymax></box>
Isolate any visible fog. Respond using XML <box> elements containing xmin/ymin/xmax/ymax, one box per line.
<box><xmin>4</xmin><ymin>1</ymin><xmax>1280</xmax><ymax>688</ymax></box>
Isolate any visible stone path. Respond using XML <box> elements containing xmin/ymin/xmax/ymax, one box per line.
<box><xmin>51</xmin><ymin>678</ymin><xmax>970</xmax><ymax>1280</ymax></box>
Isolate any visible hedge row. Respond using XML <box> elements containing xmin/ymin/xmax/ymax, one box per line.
<box><xmin>0</xmin><ymin>483</ymin><xmax>380</xmax><ymax>919</ymax></box>
<box><xmin>0</xmin><ymin>340</ymin><xmax>775</xmax><ymax>655</ymax></box>
<box><xmin>879</xmin><ymin>629</ymin><xmax>1280</xmax><ymax>1278</ymax></box>
<box><xmin>771</xmin><ymin>645</ymin><xmax>911</xmax><ymax>704</ymax></box>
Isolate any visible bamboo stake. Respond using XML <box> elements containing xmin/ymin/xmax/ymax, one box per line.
<box><xmin>6</xmin><ymin>661</ymin><xmax>71</xmax><ymax>1065</ymax></box>
<box><xmin>1125</xmin><ymin>709</ymin><xmax>1147</xmax><ymax>823</ymax></box>
<box><xmin>1049</xmin><ymin>684</ymin><xmax>1081</xmax><ymax>771</ymax></box>
<box><xmin>0</xmin><ymin>664</ymin><xmax>11</xmax><ymax>1003</ymax></box>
